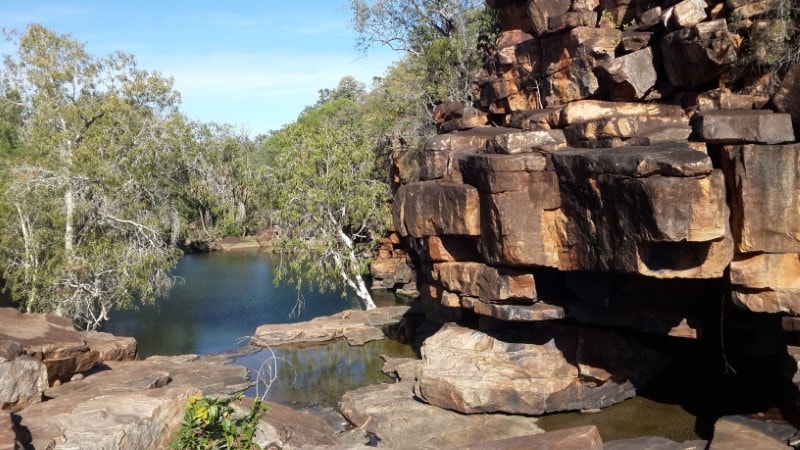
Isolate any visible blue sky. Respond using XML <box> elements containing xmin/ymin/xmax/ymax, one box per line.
<box><xmin>0</xmin><ymin>1</ymin><xmax>400</xmax><ymax>135</ymax></box>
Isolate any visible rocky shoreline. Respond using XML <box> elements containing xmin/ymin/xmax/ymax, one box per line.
<box><xmin>3</xmin><ymin>305</ymin><xmax>799</xmax><ymax>448</ymax></box>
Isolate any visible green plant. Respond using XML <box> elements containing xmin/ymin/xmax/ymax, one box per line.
<box><xmin>170</xmin><ymin>394</ymin><xmax>267</xmax><ymax>450</ymax></box>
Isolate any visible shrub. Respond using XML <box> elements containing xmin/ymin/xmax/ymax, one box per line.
<box><xmin>170</xmin><ymin>394</ymin><xmax>267</xmax><ymax>450</ymax></box>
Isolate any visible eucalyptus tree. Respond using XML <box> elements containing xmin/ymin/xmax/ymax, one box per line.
<box><xmin>0</xmin><ymin>25</ymin><xmax>183</xmax><ymax>329</ymax></box>
<box><xmin>350</xmin><ymin>0</ymin><xmax>497</xmax><ymax>105</ymax></box>
<box><xmin>263</xmin><ymin>97</ymin><xmax>391</xmax><ymax>310</ymax></box>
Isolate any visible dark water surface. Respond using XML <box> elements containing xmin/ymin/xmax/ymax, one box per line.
<box><xmin>102</xmin><ymin>251</ymin><xmax>365</xmax><ymax>358</ymax></box>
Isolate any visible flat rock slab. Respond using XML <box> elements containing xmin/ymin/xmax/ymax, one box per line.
<box><xmin>473</xmin><ymin>301</ymin><xmax>566</xmax><ymax>321</ymax></box>
<box><xmin>0</xmin><ymin>308</ymin><xmax>97</xmax><ymax>384</ymax></box>
<box><xmin>731</xmin><ymin>253</ymin><xmax>800</xmax><ymax>315</ymax></box>
<box><xmin>694</xmin><ymin>110</ymin><xmax>795</xmax><ymax>145</ymax></box>
<box><xmin>15</xmin><ymin>353</ymin><xmax>251</xmax><ymax>449</ymax></box>
<box><xmin>550</xmin><ymin>143</ymin><xmax>713</xmax><ymax>178</ymax></box>
<box><xmin>214</xmin><ymin>236</ymin><xmax>262</xmax><ymax>251</ymax></box>
<box><xmin>414</xmin><ymin>323</ymin><xmax>668</xmax><ymax>415</ymax></box>
<box><xmin>460</xmin><ymin>426</ymin><xmax>603</xmax><ymax>450</ymax></box>
<box><xmin>251</xmin><ymin>306</ymin><xmax>411</xmax><ymax>347</ymax></box>
<box><xmin>339</xmin><ymin>381</ymin><xmax>543</xmax><ymax>450</ymax></box>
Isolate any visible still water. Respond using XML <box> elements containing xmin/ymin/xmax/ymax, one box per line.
<box><xmin>102</xmin><ymin>250</ymin><xmax>414</xmax><ymax>408</ymax></box>
<box><xmin>103</xmin><ymin>250</ymin><xmax>366</xmax><ymax>357</ymax></box>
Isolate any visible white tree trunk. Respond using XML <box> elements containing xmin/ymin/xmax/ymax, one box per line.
<box><xmin>64</xmin><ymin>188</ymin><xmax>74</xmax><ymax>254</ymax></box>
<box><xmin>337</xmin><ymin>229</ymin><xmax>377</xmax><ymax>310</ymax></box>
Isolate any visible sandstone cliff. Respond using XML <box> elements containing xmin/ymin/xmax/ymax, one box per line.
<box><xmin>380</xmin><ymin>0</ymin><xmax>800</xmax><ymax>418</ymax></box>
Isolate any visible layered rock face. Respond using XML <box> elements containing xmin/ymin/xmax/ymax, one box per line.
<box><xmin>385</xmin><ymin>0</ymin><xmax>800</xmax><ymax>415</ymax></box>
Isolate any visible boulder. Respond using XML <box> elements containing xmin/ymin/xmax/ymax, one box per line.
<box><xmin>435</xmin><ymin>262</ymin><xmax>537</xmax><ymax>302</ymax></box>
<box><xmin>237</xmin><ymin>398</ymin><xmax>340</xmax><ymax>449</ymax></box>
<box><xmin>549</xmin><ymin>11</ymin><xmax>598</xmax><ymax>33</ymax></box>
<box><xmin>731</xmin><ymin>253</ymin><xmax>800</xmax><ymax>315</ymax></box>
<box><xmin>696</xmin><ymin>90</ymin><xmax>769</xmax><ymax>111</ymax></box>
<box><xmin>339</xmin><ymin>381</ymin><xmax>544</xmax><ymax>449</ymax></box>
<box><xmin>666</xmin><ymin>0</ymin><xmax>707</xmax><ymax>29</ymax></box>
<box><xmin>507</xmin><ymin>108</ymin><xmax>563</xmax><ymax>130</ymax></box>
<box><xmin>709</xmin><ymin>415</ymin><xmax>795</xmax><ymax>449</ymax></box>
<box><xmin>773</xmin><ymin>64</ymin><xmax>800</xmax><ymax>138</ymax></box>
<box><xmin>419</xmin><ymin>127</ymin><xmax>515</xmax><ymax>181</ymax></box>
<box><xmin>559</xmin><ymin>100</ymin><xmax>685</xmax><ymax>127</ymax></box>
<box><xmin>621</xmin><ymin>31</ymin><xmax>652</xmax><ymax>52</ymax></box>
<box><xmin>0</xmin><ymin>308</ymin><xmax>98</xmax><ymax>384</ymax></box>
<box><xmin>693</xmin><ymin>110</ymin><xmax>795</xmax><ymax>145</ymax></box>
<box><xmin>251</xmin><ymin>306</ymin><xmax>411</xmax><ymax>347</ymax></box>
<box><xmin>393</xmin><ymin>182</ymin><xmax>481</xmax><ymax>238</ymax></box>
<box><xmin>526</xmin><ymin>0</ymin><xmax>572</xmax><ymax>36</ymax></box>
<box><xmin>413</xmin><ymin>323</ymin><xmax>668</xmax><ymax>415</ymax></box>
<box><xmin>439</xmin><ymin>113</ymin><xmax>489</xmax><ymax>133</ymax></box>
<box><xmin>460</xmin><ymin>426</ymin><xmax>603</xmax><ymax>450</ymax></box>
<box><xmin>484</xmin><ymin>129</ymin><xmax>567</xmax><ymax>154</ymax></box>
<box><xmin>660</xmin><ymin>19</ymin><xmax>737</xmax><ymax>88</ymax></box>
<box><xmin>720</xmin><ymin>144</ymin><xmax>800</xmax><ymax>253</ymax></box>
<box><xmin>596</xmin><ymin>47</ymin><xmax>657</xmax><ymax>101</ymax></box>
<box><xmin>80</xmin><ymin>330</ymin><xmax>137</xmax><ymax>362</ymax></box>
<box><xmin>472</xmin><ymin>301</ymin><xmax>566</xmax><ymax>321</ymax></box>
<box><xmin>0</xmin><ymin>341</ymin><xmax>48</xmax><ymax>412</ymax></box>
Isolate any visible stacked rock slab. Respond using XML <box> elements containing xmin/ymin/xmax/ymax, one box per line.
<box><xmin>387</xmin><ymin>0</ymin><xmax>800</xmax><ymax>415</ymax></box>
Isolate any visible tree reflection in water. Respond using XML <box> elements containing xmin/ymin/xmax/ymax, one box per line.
<box><xmin>236</xmin><ymin>338</ymin><xmax>415</xmax><ymax>407</ymax></box>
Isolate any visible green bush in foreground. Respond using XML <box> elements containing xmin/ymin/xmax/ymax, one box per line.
<box><xmin>170</xmin><ymin>394</ymin><xmax>267</xmax><ymax>450</ymax></box>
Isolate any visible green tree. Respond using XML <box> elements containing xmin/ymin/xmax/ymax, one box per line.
<box><xmin>263</xmin><ymin>97</ymin><xmax>391</xmax><ymax>309</ymax></box>
<box><xmin>0</xmin><ymin>24</ymin><xmax>182</xmax><ymax>329</ymax></box>
<box><xmin>350</xmin><ymin>0</ymin><xmax>497</xmax><ymax>104</ymax></box>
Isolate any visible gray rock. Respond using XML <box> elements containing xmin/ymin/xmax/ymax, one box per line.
<box><xmin>484</xmin><ymin>130</ymin><xmax>567</xmax><ymax>154</ymax></box>
<box><xmin>413</xmin><ymin>323</ymin><xmax>668</xmax><ymax>415</ymax></box>
<box><xmin>527</xmin><ymin>0</ymin><xmax>572</xmax><ymax>36</ymax></box>
<box><xmin>80</xmin><ymin>330</ymin><xmax>137</xmax><ymax>362</ymax></box>
<box><xmin>549</xmin><ymin>143</ymin><xmax>713</xmax><ymax>178</ymax></box>
<box><xmin>773</xmin><ymin>64</ymin><xmax>800</xmax><ymax>138</ymax></box>
<box><xmin>709</xmin><ymin>415</ymin><xmax>795</xmax><ymax>449</ymax></box>
<box><xmin>393</xmin><ymin>182</ymin><xmax>480</xmax><ymax>238</ymax></box>
<box><xmin>720</xmin><ymin>144</ymin><xmax>800</xmax><ymax>253</ymax></box>
<box><xmin>0</xmin><ymin>308</ymin><xmax>98</xmax><ymax>385</ymax></box>
<box><xmin>596</xmin><ymin>47</ymin><xmax>657</xmax><ymax>101</ymax></box>
<box><xmin>15</xmin><ymin>353</ymin><xmax>252</xmax><ymax>449</ymax></box>
<box><xmin>693</xmin><ymin>110</ymin><xmax>795</xmax><ymax>145</ymax></box>
<box><xmin>0</xmin><ymin>352</ymin><xmax>48</xmax><ymax>412</ymax></box>
<box><xmin>339</xmin><ymin>381</ymin><xmax>543</xmax><ymax>449</ymax></box>
<box><xmin>660</xmin><ymin>19</ymin><xmax>737</xmax><ymax>88</ymax></box>
<box><xmin>251</xmin><ymin>306</ymin><xmax>411</xmax><ymax>347</ymax></box>
<box><xmin>472</xmin><ymin>301</ymin><xmax>566</xmax><ymax>321</ymax></box>
<box><xmin>461</xmin><ymin>426</ymin><xmax>603</xmax><ymax>450</ymax></box>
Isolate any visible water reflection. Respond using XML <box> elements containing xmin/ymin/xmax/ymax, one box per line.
<box><xmin>102</xmin><ymin>251</ymin><xmax>367</xmax><ymax>357</ymax></box>
<box><xmin>235</xmin><ymin>339</ymin><xmax>416</xmax><ymax>407</ymax></box>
